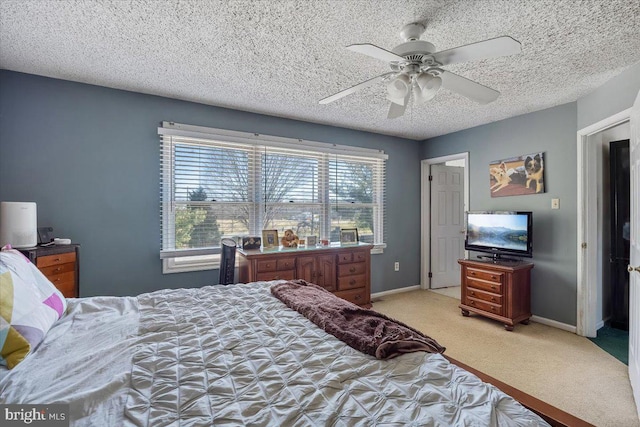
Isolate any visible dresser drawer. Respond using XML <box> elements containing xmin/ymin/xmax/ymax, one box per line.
<box><xmin>466</xmin><ymin>277</ymin><xmax>503</xmax><ymax>294</ymax></box>
<box><xmin>276</xmin><ymin>258</ymin><xmax>296</xmax><ymax>271</ymax></box>
<box><xmin>467</xmin><ymin>287</ymin><xmax>502</xmax><ymax>305</ymax></box>
<box><xmin>47</xmin><ymin>271</ymin><xmax>75</xmax><ymax>290</ymax></box>
<box><xmin>337</xmin><ymin>253</ymin><xmax>353</xmax><ymax>264</ymax></box>
<box><xmin>256</xmin><ymin>270</ymin><xmax>295</xmax><ymax>282</ymax></box>
<box><xmin>52</xmin><ymin>277</ymin><xmax>76</xmax><ymax>298</ymax></box>
<box><xmin>338</xmin><ymin>262</ymin><xmax>366</xmax><ymax>277</ymax></box>
<box><xmin>466</xmin><ymin>267</ymin><xmax>503</xmax><ymax>283</ymax></box>
<box><xmin>466</xmin><ymin>296</ymin><xmax>503</xmax><ymax>316</ymax></box>
<box><xmin>39</xmin><ymin>262</ymin><xmax>75</xmax><ymax>277</ymax></box>
<box><xmin>353</xmin><ymin>251</ymin><xmax>368</xmax><ymax>263</ymax></box>
<box><xmin>256</xmin><ymin>259</ymin><xmax>278</xmax><ymax>272</ymax></box>
<box><xmin>36</xmin><ymin>252</ymin><xmax>76</xmax><ymax>268</ymax></box>
<box><xmin>334</xmin><ymin>288</ymin><xmax>368</xmax><ymax>305</ymax></box>
<box><xmin>337</xmin><ymin>274</ymin><xmax>366</xmax><ymax>290</ymax></box>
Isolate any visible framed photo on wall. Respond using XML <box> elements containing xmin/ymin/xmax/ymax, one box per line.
<box><xmin>340</xmin><ymin>228</ymin><xmax>358</xmax><ymax>245</ymax></box>
<box><xmin>489</xmin><ymin>152</ymin><xmax>545</xmax><ymax>197</ymax></box>
<box><xmin>261</xmin><ymin>230</ymin><xmax>279</xmax><ymax>249</ymax></box>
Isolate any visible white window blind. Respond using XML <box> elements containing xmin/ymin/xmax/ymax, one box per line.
<box><xmin>159</xmin><ymin>122</ymin><xmax>387</xmax><ymax>272</ymax></box>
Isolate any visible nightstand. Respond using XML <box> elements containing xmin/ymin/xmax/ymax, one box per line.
<box><xmin>19</xmin><ymin>244</ymin><xmax>80</xmax><ymax>298</ymax></box>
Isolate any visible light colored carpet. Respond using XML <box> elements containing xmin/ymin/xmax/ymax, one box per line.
<box><xmin>372</xmin><ymin>289</ymin><xmax>639</xmax><ymax>427</ymax></box>
<box><xmin>429</xmin><ymin>285</ymin><xmax>461</xmax><ymax>299</ymax></box>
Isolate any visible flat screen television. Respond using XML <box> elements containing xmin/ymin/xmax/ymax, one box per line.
<box><xmin>465</xmin><ymin>211</ymin><xmax>533</xmax><ymax>260</ymax></box>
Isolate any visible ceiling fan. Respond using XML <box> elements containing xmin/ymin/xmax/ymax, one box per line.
<box><xmin>319</xmin><ymin>22</ymin><xmax>522</xmax><ymax>119</ymax></box>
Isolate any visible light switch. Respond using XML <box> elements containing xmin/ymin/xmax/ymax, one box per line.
<box><xmin>551</xmin><ymin>198</ymin><xmax>560</xmax><ymax>209</ymax></box>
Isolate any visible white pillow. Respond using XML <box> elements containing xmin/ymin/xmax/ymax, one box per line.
<box><xmin>0</xmin><ymin>249</ymin><xmax>67</xmax><ymax>368</ymax></box>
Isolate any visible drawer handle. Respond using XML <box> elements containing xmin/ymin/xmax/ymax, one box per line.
<box><xmin>490</xmin><ymin>306</ymin><xmax>496</xmax><ymax>311</ymax></box>
<box><xmin>470</xmin><ymin>271</ymin><xmax>476</xmax><ymax>276</ymax></box>
<box><xmin>266</xmin><ymin>264</ymin><xmax>271</xmax><ymax>268</ymax></box>
<box><xmin>491</xmin><ymin>285</ymin><xmax>496</xmax><ymax>290</ymax></box>
<box><xmin>469</xmin><ymin>291</ymin><xmax>475</xmax><ymax>296</ymax></box>
<box><xmin>55</xmin><ymin>267</ymin><xmax>62</xmax><ymax>272</ymax></box>
<box><xmin>469</xmin><ymin>300</ymin><xmax>475</xmax><ymax>305</ymax></box>
<box><xmin>354</xmin><ymin>294</ymin><xmax>361</xmax><ymax>300</ymax></box>
<box><xmin>491</xmin><ymin>297</ymin><xmax>496</xmax><ymax>302</ymax></box>
<box><xmin>349</xmin><ymin>279</ymin><xmax>356</xmax><ymax>285</ymax></box>
<box><xmin>349</xmin><ymin>267</ymin><xmax>356</xmax><ymax>273</ymax></box>
<box><xmin>491</xmin><ymin>276</ymin><xmax>497</xmax><ymax>280</ymax></box>
<box><xmin>274</xmin><ymin>275</ymin><xmax>280</xmax><ymax>280</ymax></box>
<box><xmin>54</xmin><ymin>258</ymin><xmax>61</xmax><ymax>262</ymax></box>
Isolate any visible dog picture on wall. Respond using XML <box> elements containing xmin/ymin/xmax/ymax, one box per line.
<box><xmin>489</xmin><ymin>152</ymin><xmax>545</xmax><ymax>197</ymax></box>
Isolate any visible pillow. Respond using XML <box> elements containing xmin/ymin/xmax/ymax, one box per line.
<box><xmin>0</xmin><ymin>249</ymin><xmax>67</xmax><ymax>368</ymax></box>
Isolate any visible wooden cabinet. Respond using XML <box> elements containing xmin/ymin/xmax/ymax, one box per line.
<box><xmin>458</xmin><ymin>259</ymin><xmax>533</xmax><ymax>331</ymax></box>
<box><xmin>296</xmin><ymin>254</ymin><xmax>336</xmax><ymax>291</ymax></box>
<box><xmin>238</xmin><ymin>243</ymin><xmax>371</xmax><ymax>307</ymax></box>
<box><xmin>19</xmin><ymin>244</ymin><xmax>80</xmax><ymax>298</ymax></box>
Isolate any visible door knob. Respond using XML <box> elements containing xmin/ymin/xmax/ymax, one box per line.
<box><xmin>628</xmin><ymin>265</ymin><xmax>640</xmax><ymax>273</ymax></box>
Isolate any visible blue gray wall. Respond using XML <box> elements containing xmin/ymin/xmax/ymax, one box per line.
<box><xmin>421</xmin><ymin>62</ymin><xmax>640</xmax><ymax>326</ymax></box>
<box><xmin>0</xmin><ymin>70</ymin><xmax>421</xmax><ymax>297</ymax></box>
<box><xmin>420</xmin><ymin>103</ymin><xmax>578</xmax><ymax>325</ymax></box>
<box><xmin>577</xmin><ymin>62</ymin><xmax>640</xmax><ymax>130</ymax></box>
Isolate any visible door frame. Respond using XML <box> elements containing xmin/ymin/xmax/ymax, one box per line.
<box><xmin>576</xmin><ymin>107</ymin><xmax>631</xmax><ymax>337</ymax></box>
<box><xmin>420</xmin><ymin>152</ymin><xmax>470</xmax><ymax>290</ymax></box>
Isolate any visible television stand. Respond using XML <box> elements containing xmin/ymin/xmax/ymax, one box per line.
<box><xmin>458</xmin><ymin>259</ymin><xmax>534</xmax><ymax>331</ymax></box>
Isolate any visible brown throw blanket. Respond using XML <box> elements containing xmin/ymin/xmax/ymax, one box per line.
<box><xmin>270</xmin><ymin>280</ymin><xmax>445</xmax><ymax>360</ymax></box>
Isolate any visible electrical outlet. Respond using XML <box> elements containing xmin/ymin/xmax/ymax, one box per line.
<box><xmin>551</xmin><ymin>198</ymin><xmax>560</xmax><ymax>209</ymax></box>
<box><xmin>394</xmin><ymin>262</ymin><xmax>399</xmax><ymax>271</ymax></box>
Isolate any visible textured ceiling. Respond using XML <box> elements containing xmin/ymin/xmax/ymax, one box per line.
<box><xmin>1</xmin><ymin>0</ymin><xmax>639</xmax><ymax>140</ymax></box>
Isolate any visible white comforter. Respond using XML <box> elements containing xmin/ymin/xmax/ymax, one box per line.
<box><xmin>0</xmin><ymin>282</ymin><xmax>549</xmax><ymax>426</ymax></box>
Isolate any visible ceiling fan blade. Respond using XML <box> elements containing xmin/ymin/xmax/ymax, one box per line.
<box><xmin>319</xmin><ymin>72</ymin><xmax>394</xmax><ymax>104</ymax></box>
<box><xmin>432</xmin><ymin>36</ymin><xmax>521</xmax><ymax>66</ymax></box>
<box><xmin>347</xmin><ymin>43</ymin><xmax>406</xmax><ymax>63</ymax></box>
<box><xmin>439</xmin><ymin>70</ymin><xmax>500</xmax><ymax>104</ymax></box>
<box><xmin>387</xmin><ymin>92</ymin><xmax>410</xmax><ymax>119</ymax></box>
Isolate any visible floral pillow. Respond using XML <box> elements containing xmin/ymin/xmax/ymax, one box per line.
<box><xmin>0</xmin><ymin>248</ymin><xmax>67</xmax><ymax>368</ymax></box>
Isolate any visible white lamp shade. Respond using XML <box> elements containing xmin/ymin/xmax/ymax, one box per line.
<box><xmin>386</xmin><ymin>74</ymin><xmax>411</xmax><ymax>105</ymax></box>
<box><xmin>415</xmin><ymin>73</ymin><xmax>442</xmax><ymax>105</ymax></box>
<box><xmin>0</xmin><ymin>202</ymin><xmax>37</xmax><ymax>248</ymax></box>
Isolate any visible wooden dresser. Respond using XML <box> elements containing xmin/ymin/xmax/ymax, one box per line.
<box><xmin>19</xmin><ymin>244</ymin><xmax>80</xmax><ymax>298</ymax></box>
<box><xmin>458</xmin><ymin>259</ymin><xmax>533</xmax><ymax>331</ymax></box>
<box><xmin>238</xmin><ymin>243</ymin><xmax>371</xmax><ymax>307</ymax></box>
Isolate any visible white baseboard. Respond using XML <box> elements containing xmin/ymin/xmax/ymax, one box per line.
<box><xmin>371</xmin><ymin>285</ymin><xmax>421</xmax><ymax>299</ymax></box>
<box><xmin>595</xmin><ymin>319</ymin><xmax>605</xmax><ymax>330</ymax></box>
<box><xmin>530</xmin><ymin>315</ymin><xmax>577</xmax><ymax>334</ymax></box>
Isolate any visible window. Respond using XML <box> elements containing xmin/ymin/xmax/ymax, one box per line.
<box><xmin>159</xmin><ymin>122</ymin><xmax>387</xmax><ymax>273</ymax></box>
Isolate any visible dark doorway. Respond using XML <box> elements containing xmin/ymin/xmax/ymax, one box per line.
<box><xmin>608</xmin><ymin>139</ymin><xmax>630</xmax><ymax>331</ymax></box>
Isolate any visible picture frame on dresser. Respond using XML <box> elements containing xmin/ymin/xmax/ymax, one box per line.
<box><xmin>261</xmin><ymin>229</ymin><xmax>279</xmax><ymax>249</ymax></box>
<box><xmin>340</xmin><ymin>228</ymin><xmax>358</xmax><ymax>245</ymax></box>
<box><xmin>241</xmin><ymin>236</ymin><xmax>261</xmax><ymax>250</ymax></box>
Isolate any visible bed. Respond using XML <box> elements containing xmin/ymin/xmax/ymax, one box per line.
<box><xmin>0</xmin><ymin>250</ymin><xmax>559</xmax><ymax>426</ymax></box>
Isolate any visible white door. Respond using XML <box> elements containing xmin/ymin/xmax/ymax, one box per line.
<box><xmin>629</xmin><ymin>90</ymin><xmax>640</xmax><ymax>418</ymax></box>
<box><xmin>430</xmin><ymin>164</ymin><xmax>465</xmax><ymax>289</ymax></box>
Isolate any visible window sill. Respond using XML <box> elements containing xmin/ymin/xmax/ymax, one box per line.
<box><xmin>162</xmin><ymin>254</ymin><xmax>220</xmax><ymax>274</ymax></box>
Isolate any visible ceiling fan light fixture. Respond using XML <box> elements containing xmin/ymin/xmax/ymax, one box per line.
<box><xmin>414</xmin><ymin>73</ymin><xmax>442</xmax><ymax>105</ymax></box>
<box><xmin>386</xmin><ymin>74</ymin><xmax>411</xmax><ymax>105</ymax></box>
